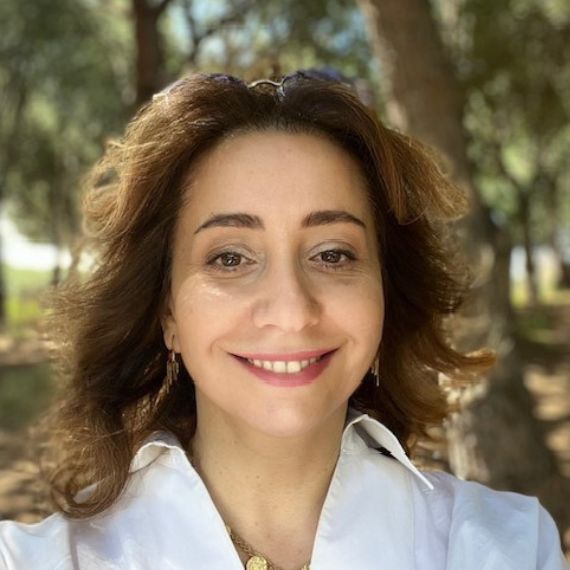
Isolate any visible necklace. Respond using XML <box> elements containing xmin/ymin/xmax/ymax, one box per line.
<box><xmin>226</xmin><ymin>525</ymin><xmax>310</xmax><ymax>570</ymax></box>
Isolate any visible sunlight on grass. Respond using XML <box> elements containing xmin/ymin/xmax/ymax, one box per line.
<box><xmin>3</xmin><ymin>264</ymin><xmax>51</xmax><ymax>332</ymax></box>
<box><xmin>4</xmin><ymin>265</ymin><xmax>51</xmax><ymax>291</ymax></box>
<box><xmin>6</xmin><ymin>297</ymin><xmax>44</xmax><ymax>330</ymax></box>
<box><xmin>511</xmin><ymin>276</ymin><xmax>570</xmax><ymax>308</ymax></box>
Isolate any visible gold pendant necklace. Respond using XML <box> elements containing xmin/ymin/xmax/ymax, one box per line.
<box><xmin>226</xmin><ymin>525</ymin><xmax>310</xmax><ymax>570</ymax></box>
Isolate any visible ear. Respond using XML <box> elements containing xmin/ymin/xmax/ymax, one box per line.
<box><xmin>161</xmin><ymin>297</ymin><xmax>181</xmax><ymax>352</ymax></box>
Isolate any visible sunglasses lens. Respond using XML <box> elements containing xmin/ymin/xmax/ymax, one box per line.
<box><xmin>296</xmin><ymin>69</ymin><xmax>347</xmax><ymax>82</ymax></box>
<box><xmin>208</xmin><ymin>73</ymin><xmax>244</xmax><ymax>86</ymax></box>
<box><xmin>280</xmin><ymin>69</ymin><xmax>351</xmax><ymax>95</ymax></box>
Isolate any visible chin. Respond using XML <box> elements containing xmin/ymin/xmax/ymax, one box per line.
<box><xmin>241</xmin><ymin>400</ymin><xmax>345</xmax><ymax>439</ymax></box>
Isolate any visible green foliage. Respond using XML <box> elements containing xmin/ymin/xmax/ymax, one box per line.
<box><xmin>438</xmin><ymin>0</ymin><xmax>570</xmax><ymax>246</ymax></box>
<box><xmin>167</xmin><ymin>0</ymin><xmax>375</xmax><ymax>84</ymax></box>
<box><xmin>0</xmin><ymin>0</ymin><xmax>132</xmax><ymax>245</ymax></box>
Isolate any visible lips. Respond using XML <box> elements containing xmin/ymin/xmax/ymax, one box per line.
<box><xmin>231</xmin><ymin>349</ymin><xmax>337</xmax><ymax>388</ymax></box>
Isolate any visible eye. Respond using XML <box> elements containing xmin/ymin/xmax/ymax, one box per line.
<box><xmin>216</xmin><ymin>252</ymin><xmax>242</xmax><ymax>267</ymax></box>
<box><xmin>312</xmin><ymin>248</ymin><xmax>357</xmax><ymax>270</ymax></box>
<box><xmin>319</xmin><ymin>250</ymin><xmax>345</xmax><ymax>264</ymax></box>
<box><xmin>206</xmin><ymin>250</ymin><xmax>254</xmax><ymax>272</ymax></box>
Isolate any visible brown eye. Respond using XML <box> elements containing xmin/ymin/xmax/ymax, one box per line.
<box><xmin>218</xmin><ymin>252</ymin><xmax>242</xmax><ymax>267</ymax></box>
<box><xmin>206</xmin><ymin>250</ymin><xmax>255</xmax><ymax>273</ymax></box>
<box><xmin>320</xmin><ymin>250</ymin><xmax>343</xmax><ymax>264</ymax></box>
<box><xmin>313</xmin><ymin>248</ymin><xmax>357</xmax><ymax>270</ymax></box>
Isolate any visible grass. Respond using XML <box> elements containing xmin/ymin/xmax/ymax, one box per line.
<box><xmin>3</xmin><ymin>264</ymin><xmax>51</xmax><ymax>332</ymax></box>
<box><xmin>4</xmin><ymin>264</ymin><xmax>52</xmax><ymax>292</ymax></box>
<box><xmin>511</xmin><ymin>274</ymin><xmax>569</xmax><ymax>307</ymax></box>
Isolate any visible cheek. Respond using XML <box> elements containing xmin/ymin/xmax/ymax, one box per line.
<box><xmin>171</xmin><ymin>277</ymin><xmax>249</xmax><ymax>349</ymax></box>
<box><xmin>323</xmin><ymin>275</ymin><xmax>384</xmax><ymax>335</ymax></box>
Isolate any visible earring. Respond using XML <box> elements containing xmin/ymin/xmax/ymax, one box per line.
<box><xmin>166</xmin><ymin>347</ymin><xmax>180</xmax><ymax>385</ymax></box>
<box><xmin>370</xmin><ymin>356</ymin><xmax>380</xmax><ymax>388</ymax></box>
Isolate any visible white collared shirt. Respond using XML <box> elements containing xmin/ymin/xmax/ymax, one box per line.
<box><xmin>1</xmin><ymin>411</ymin><xmax>568</xmax><ymax>569</ymax></box>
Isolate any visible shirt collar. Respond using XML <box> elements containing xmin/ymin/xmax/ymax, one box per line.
<box><xmin>343</xmin><ymin>408</ymin><xmax>434</xmax><ymax>490</ymax></box>
<box><xmin>130</xmin><ymin>408</ymin><xmax>434</xmax><ymax>490</ymax></box>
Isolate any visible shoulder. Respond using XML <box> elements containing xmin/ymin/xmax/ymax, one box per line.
<box><xmin>0</xmin><ymin>448</ymin><xmax>200</xmax><ymax>570</ymax></box>
<box><xmin>422</xmin><ymin>469</ymin><xmax>543</xmax><ymax>512</ymax></box>
<box><xmin>414</xmin><ymin>471</ymin><xmax>568</xmax><ymax>570</ymax></box>
<box><xmin>0</xmin><ymin>513</ymin><xmax>74</xmax><ymax>569</ymax></box>
<box><xmin>340</xmin><ymin>416</ymin><xmax>568</xmax><ymax>568</ymax></box>
<box><xmin>0</xmin><ymin>468</ymin><xmax>145</xmax><ymax>569</ymax></box>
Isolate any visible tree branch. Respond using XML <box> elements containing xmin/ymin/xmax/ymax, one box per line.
<box><xmin>156</xmin><ymin>0</ymin><xmax>173</xmax><ymax>16</ymax></box>
<box><xmin>184</xmin><ymin>0</ymin><xmax>254</xmax><ymax>65</ymax></box>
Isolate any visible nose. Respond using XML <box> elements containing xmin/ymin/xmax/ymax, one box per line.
<box><xmin>251</xmin><ymin>259</ymin><xmax>321</xmax><ymax>332</ymax></box>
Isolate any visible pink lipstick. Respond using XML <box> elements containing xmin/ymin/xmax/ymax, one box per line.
<box><xmin>231</xmin><ymin>349</ymin><xmax>337</xmax><ymax>388</ymax></box>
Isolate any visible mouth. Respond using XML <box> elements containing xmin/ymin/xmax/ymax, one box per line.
<box><xmin>233</xmin><ymin>351</ymin><xmax>332</xmax><ymax>374</ymax></box>
<box><xmin>230</xmin><ymin>349</ymin><xmax>338</xmax><ymax>387</ymax></box>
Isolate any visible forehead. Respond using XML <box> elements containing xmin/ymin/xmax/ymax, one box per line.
<box><xmin>181</xmin><ymin>130</ymin><xmax>373</xmax><ymax>224</ymax></box>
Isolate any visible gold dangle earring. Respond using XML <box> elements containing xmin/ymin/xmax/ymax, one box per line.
<box><xmin>370</xmin><ymin>355</ymin><xmax>380</xmax><ymax>388</ymax></box>
<box><xmin>166</xmin><ymin>343</ymin><xmax>180</xmax><ymax>386</ymax></box>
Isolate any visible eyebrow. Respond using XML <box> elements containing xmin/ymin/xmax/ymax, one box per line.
<box><xmin>304</xmin><ymin>210</ymin><xmax>366</xmax><ymax>230</ymax></box>
<box><xmin>193</xmin><ymin>209</ymin><xmax>367</xmax><ymax>235</ymax></box>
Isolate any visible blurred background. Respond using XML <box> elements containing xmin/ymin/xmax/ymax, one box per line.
<box><xmin>0</xmin><ymin>0</ymin><xmax>569</xmax><ymax>558</ymax></box>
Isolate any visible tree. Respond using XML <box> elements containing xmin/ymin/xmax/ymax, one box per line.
<box><xmin>454</xmin><ymin>0</ymin><xmax>570</xmax><ymax>296</ymax></box>
<box><xmin>132</xmin><ymin>0</ymin><xmax>174</xmax><ymax>105</ymax></box>
<box><xmin>0</xmin><ymin>1</ymin><xmax>32</xmax><ymax>328</ymax></box>
<box><xmin>356</xmin><ymin>0</ymin><xmax>568</xmax><ymax>527</ymax></box>
<box><xmin>172</xmin><ymin>0</ymin><xmax>374</xmax><ymax>83</ymax></box>
<box><xmin>0</xmin><ymin>0</ymin><xmax>130</xmax><ymax>291</ymax></box>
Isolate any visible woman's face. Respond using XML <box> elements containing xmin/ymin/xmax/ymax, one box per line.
<box><xmin>164</xmin><ymin>131</ymin><xmax>384</xmax><ymax>438</ymax></box>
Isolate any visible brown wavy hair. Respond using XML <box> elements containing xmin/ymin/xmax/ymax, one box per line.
<box><xmin>42</xmin><ymin>71</ymin><xmax>494</xmax><ymax>518</ymax></box>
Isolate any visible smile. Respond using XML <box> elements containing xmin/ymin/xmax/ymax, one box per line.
<box><xmin>245</xmin><ymin>356</ymin><xmax>321</xmax><ymax>374</ymax></box>
<box><xmin>231</xmin><ymin>350</ymin><xmax>337</xmax><ymax>387</ymax></box>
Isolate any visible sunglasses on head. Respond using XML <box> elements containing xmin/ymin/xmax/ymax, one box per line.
<box><xmin>152</xmin><ymin>68</ymin><xmax>353</xmax><ymax>103</ymax></box>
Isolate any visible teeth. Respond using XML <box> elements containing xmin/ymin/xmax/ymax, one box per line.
<box><xmin>286</xmin><ymin>361</ymin><xmax>301</xmax><ymax>373</ymax></box>
<box><xmin>245</xmin><ymin>355</ymin><xmax>321</xmax><ymax>374</ymax></box>
<box><xmin>273</xmin><ymin>361</ymin><xmax>287</xmax><ymax>373</ymax></box>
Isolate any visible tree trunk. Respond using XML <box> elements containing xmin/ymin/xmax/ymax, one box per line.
<box><xmin>559</xmin><ymin>260</ymin><xmax>570</xmax><ymax>289</ymax></box>
<box><xmin>544</xmin><ymin>172</ymin><xmax>570</xmax><ymax>289</ymax></box>
<box><xmin>132</xmin><ymin>0</ymin><xmax>173</xmax><ymax>106</ymax></box>
<box><xmin>519</xmin><ymin>190</ymin><xmax>539</xmax><ymax>305</ymax></box>
<box><xmin>357</xmin><ymin>0</ymin><xmax>473</xmax><ymax>188</ymax></box>
<box><xmin>51</xmin><ymin>261</ymin><xmax>62</xmax><ymax>287</ymax></box>
<box><xmin>357</xmin><ymin>0</ymin><xmax>562</xmax><ymax>499</ymax></box>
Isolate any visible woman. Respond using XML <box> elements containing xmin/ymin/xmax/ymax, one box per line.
<box><xmin>0</xmin><ymin>71</ymin><xmax>567</xmax><ymax>569</ymax></box>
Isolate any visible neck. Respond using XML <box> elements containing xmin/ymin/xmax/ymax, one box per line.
<box><xmin>190</xmin><ymin>401</ymin><xmax>347</xmax><ymax>566</ymax></box>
